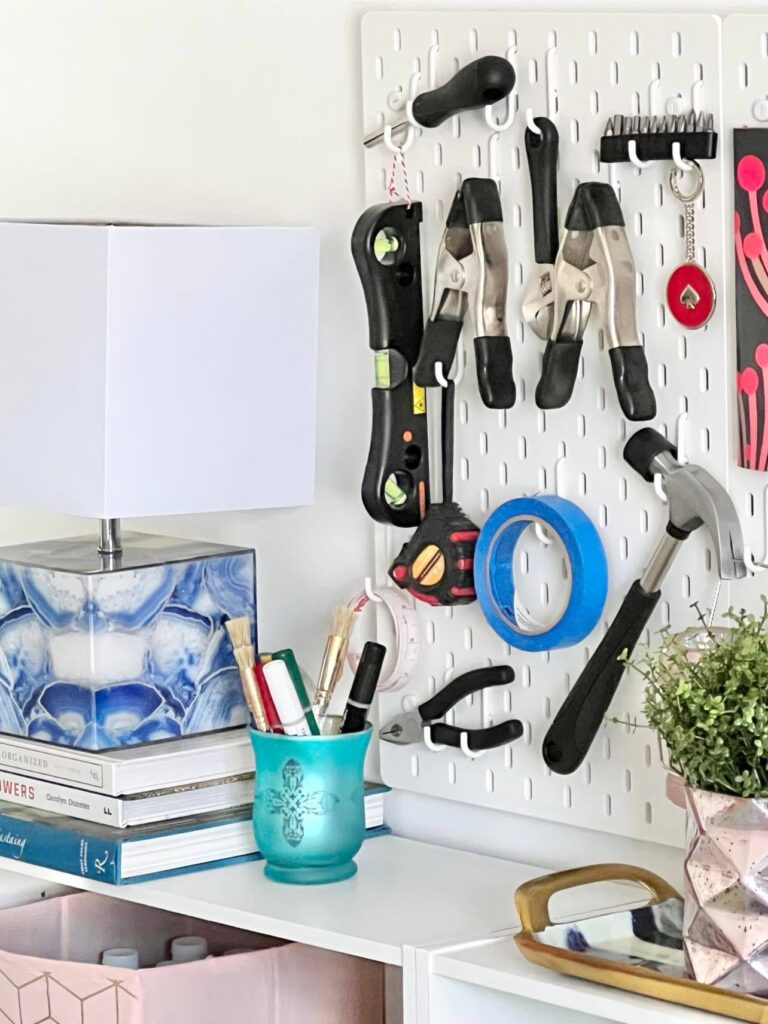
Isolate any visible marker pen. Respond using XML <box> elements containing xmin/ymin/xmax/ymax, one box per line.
<box><xmin>271</xmin><ymin>649</ymin><xmax>320</xmax><ymax>735</ymax></box>
<box><xmin>340</xmin><ymin>642</ymin><xmax>386</xmax><ymax>734</ymax></box>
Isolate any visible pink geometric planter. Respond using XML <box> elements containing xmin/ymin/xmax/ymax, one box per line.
<box><xmin>684</xmin><ymin>786</ymin><xmax>768</xmax><ymax>995</ymax></box>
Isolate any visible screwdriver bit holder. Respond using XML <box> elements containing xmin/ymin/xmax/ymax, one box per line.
<box><xmin>600</xmin><ymin>112</ymin><xmax>718</xmax><ymax>164</ymax></box>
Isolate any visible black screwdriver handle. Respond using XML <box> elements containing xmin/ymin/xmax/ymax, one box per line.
<box><xmin>412</xmin><ymin>57</ymin><xmax>516</xmax><ymax>130</ymax></box>
<box><xmin>525</xmin><ymin>116</ymin><xmax>560</xmax><ymax>265</ymax></box>
<box><xmin>419</xmin><ymin>665</ymin><xmax>515</xmax><ymax>722</ymax></box>
<box><xmin>542</xmin><ymin>580</ymin><xmax>661</xmax><ymax>775</ymax></box>
<box><xmin>536</xmin><ymin>338</ymin><xmax>583</xmax><ymax>409</ymax></box>
<box><xmin>429</xmin><ymin>718</ymin><xmax>524</xmax><ymax>752</ymax></box>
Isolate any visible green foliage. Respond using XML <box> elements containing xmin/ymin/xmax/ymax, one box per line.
<box><xmin>637</xmin><ymin>602</ymin><xmax>768</xmax><ymax>797</ymax></box>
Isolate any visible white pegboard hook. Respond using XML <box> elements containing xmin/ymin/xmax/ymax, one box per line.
<box><xmin>653</xmin><ymin>474</ymin><xmax>668</xmax><ymax>504</ymax></box>
<box><xmin>484</xmin><ymin>44</ymin><xmax>517</xmax><ymax>132</ymax></box>
<box><xmin>434</xmin><ymin>362</ymin><xmax>450</xmax><ymax>388</ymax></box>
<box><xmin>427</xmin><ymin>40</ymin><xmax>440</xmax><ymax>89</ymax></box>
<box><xmin>648</xmin><ymin>74</ymin><xmax>662</xmax><ymax>117</ymax></box>
<box><xmin>384</xmin><ymin>69</ymin><xmax>422</xmax><ymax>153</ymax></box>
<box><xmin>423</xmin><ymin>724</ymin><xmax>447</xmax><ymax>753</ymax></box>
<box><xmin>545</xmin><ymin>44</ymin><xmax>558</xmax><ymax>119</ymax></box>
<box><xmin>744</xmin><ymin>484</ymin><xmax>768</xmax><ymax>573</ymax></box>
<box><xmin>753</xmin><ymin>98</ymin><xmax>768</xmax><ymax>123</ymax></box>
<box><xmin>364</xmin><ymin>577</ymin><xmax>383</xmax><ymax>603</ymax></box>
<box><xmin>675</xmin><ymin>411</ymin><xmax>689</xmax><ymax>465</ymax></box>
<box><xmin>627</xmin><ymin>139</ymin><xmax>653</xmax><ymax>170</ymax></box>
<box><xmin>459</xmin><ymin>731</ymin><xmax>485</xmax><ymax>759</ymax></box>
<box><xmin>690</xmin><ymin>77</ymin><xmax>705</xmax><ymax>112</ymax></box>
<box><xmin>671</xmin><ymin>141</ymin><xmax>695</xmax><ymax>173</ymax></box>
<box><xmin>525</xmin><ymin>108</ymin><xmax>543</xmax><ymax>136</ymax></box>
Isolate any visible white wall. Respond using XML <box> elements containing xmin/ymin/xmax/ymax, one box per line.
<box><xmin>0</xmin><ymin>0</ymin><xmax>763</xmax><ymax>875</ymax></box>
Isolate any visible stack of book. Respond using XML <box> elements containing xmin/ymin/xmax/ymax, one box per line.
<box><xmin>0</xmin><ymin>731</ymin><xmax>388</xmax><ymax>884</ymax></box>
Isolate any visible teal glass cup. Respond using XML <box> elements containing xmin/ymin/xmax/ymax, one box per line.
<box><xmin>250</xmin><ymin>723</ymin><xmax>372</xmax><ymax>885</ymax></box>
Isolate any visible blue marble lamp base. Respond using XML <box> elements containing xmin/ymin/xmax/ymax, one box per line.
<box><xmin>0</xmin><ymin>533</ymin><xmax>256</xmax><ymax>750</ymax></box>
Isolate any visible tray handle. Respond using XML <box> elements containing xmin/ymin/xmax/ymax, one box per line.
<box><xmin>515</xmin><ymin>863</ymin><xmax>681</xmax><ymax>934</ymax></box>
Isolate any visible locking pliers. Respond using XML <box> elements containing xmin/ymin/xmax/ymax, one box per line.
<box><xmin>414</xmin><ymin>178</ymin><xmax>515</xmax><ymax>409</ymax></box>
<box><xmin>522</xmin><ymin>182</ymin><xmax>656</xmax><ymax>422</ymax></box>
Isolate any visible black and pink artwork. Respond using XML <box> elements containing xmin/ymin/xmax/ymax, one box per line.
<box><xmin>734</xmin><ymin>128</ymin><xmax>768</xmax><ymax>471</ymax></box>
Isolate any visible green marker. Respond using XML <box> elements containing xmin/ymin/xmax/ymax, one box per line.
<box><xmin>271</xmin><ymin>649</ymin><xmax>320</xmax><ymax>735</ymax></box>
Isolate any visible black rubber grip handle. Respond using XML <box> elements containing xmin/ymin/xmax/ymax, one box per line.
<box><xmin>535</xmin><ymin>339</ymin><xmax>582</xmax><ymax>409</ymax></box>
<box><xmin>525</xmin><ymin>116</ymin><xmax>560</xmax><ymax>264</ymax></box>
<box><xmin>565</xmin><ymin>182</ymin><xmax>625</xmax><ymax>231</ymax></box>
<box><xmin>411</xmin><ymin>56</ymin><xmax>516</xmax><ymax>130</ymax></box>
<box><xmin>419</xmin><ymin>665</ymin><xmax>514</xmax><ymax>721</ymax></box>
<box><xmin>542</xmin><ymin>580</ymin><xmax>661</xmax><ymax>775</ymax></box>
<box><xmin>414</xmin><ymin>320</ymin><xmax>462</xmax><ymax>387</ymax></box>
<box><xmin>429</xmin><ymin>719</ymin><xmax>524</xmax><ymax>752</ymax></box>
<box><xmin>623</xmin><ymin>428</ymin><xmax>678</xmax><ymax>482</ymax></box>
<box><xmin>475</xmin><ymin>336</ymin><xmax>515</xmax><ymax>409</ymax></box>
<box><xmin>609</xmin><ymin>346</ymin><xmax>657</xmax><ymax>421</ymax></box>
<box><xmin>461</xmin><ymin>177</ymin><xmax>503</xmax><ymax>224</ymax></box>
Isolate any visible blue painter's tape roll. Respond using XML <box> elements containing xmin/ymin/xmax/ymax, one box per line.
<box><xmin>474</xmin><ymin>496</ymin><xmax>608</xmax><ymax>652</ymax></box>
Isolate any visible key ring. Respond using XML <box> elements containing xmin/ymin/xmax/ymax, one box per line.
<box><xmin>669</xmin><ymin>159</ymin><xmax>704</xmax><ymax>204</ymax></box>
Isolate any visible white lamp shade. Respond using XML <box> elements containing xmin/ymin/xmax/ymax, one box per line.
<box><xmin>0</xmin><ymin>223</ymin><xmax>319</xmax><ymax>518</ymax></box>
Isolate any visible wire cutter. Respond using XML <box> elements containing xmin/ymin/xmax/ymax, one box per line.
<box><xmin>379</xmin><ymin>665</ymin><xmax>523</xmax><ymax>753</ymax></box>
<box><xmin>414</xmin><ymin>178</ymin><xmax>515</xmax><ymax>410</ymax></box>
<box><xmin>522</xmin><ymin>181</ymin><xmax>656</xmax><ymax>422</ymax></box>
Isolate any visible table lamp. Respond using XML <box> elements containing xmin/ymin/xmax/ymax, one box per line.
<box><xmin>0</xmin><ymin>222</ymin><xmax>319</xmax><ymax>750</ymax></box>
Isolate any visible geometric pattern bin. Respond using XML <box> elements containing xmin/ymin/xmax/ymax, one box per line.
<box><xmin>0</xmin><ymin>892</ymin><xmax>384</xmax><ymax>1023</ymax></box>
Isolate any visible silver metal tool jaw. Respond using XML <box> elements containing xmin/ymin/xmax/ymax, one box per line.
<box><xmin>521</xmin><ymin>265</ymin><xmax>555</xmax><ymax>340</ymax></box>
<box><xmin>587</xmin><ymin>224</ymin><xmax>641</xmax><ymax>351</ymax></box>
<box><xmin>650</xmin><ymin>451</ymin><xmax>748</xmax><ymax>582</ymax></box>
<box><xmin>429</xmin><ymin>225</ymin><xmax>470</xmax><ymax>324</ymax></box>
<box><xmin>470</xmin><ymin>220</ymin><xmax>509</xmax><ymax>337</ymax></box>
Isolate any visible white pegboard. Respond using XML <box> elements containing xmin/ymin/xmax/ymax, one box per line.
<box><xmin>360</xmin><ymin>11</ymin><xmax>768</xmax><ymax>849</ymax></box>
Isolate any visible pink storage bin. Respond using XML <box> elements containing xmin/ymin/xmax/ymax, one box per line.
<box><xmin>0</xmin><ymin>892</ymin><xmax>383</xmax><ymax>1023</ymax></box>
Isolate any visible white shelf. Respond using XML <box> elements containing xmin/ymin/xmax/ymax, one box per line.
<box><xmin>432</xmin><ymin>934</ymin><xmax>735</xmax><ymax>1024</ymax></box>
<box><xmin>0</xmin><ymin>837</ymin><xmax>544</xmax><ymax>966</ymax></box>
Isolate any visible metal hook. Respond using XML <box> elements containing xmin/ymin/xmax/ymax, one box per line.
<box><xmin>459</xmin><ymin>731</ymin><xmax>484</xmax><ymax>759</ymax></box>
<box><xmin>627</xmin><ymin>139</ymin><xmax>653</xmax><ymax>169</ymax></box>
<box><xmin>484</xmin><ymin>94</ymin><xmax>515</xmax><ymax>132</ymax></box>
<box><xmin>364</xmin><ymin>577</ymin><xmax>383</xmax><ymax>603</ymax></box>
<box><xmin>383</xmin><ymin>69</ymin><xmax>421</xmax><ymax>153</ymax></box>
<box><xmin>525</xmin><ymin>108</ymin><xmax>543</xmax><ymax>135</ymax></box>
<box><xmin>671</xmin><ymin>141</ymin><xmax>695</xmax><ymax>173</ymax></box>
<box><xmin>423</xmin><ymin>724</ymin><xmax>447</xmax><ymax>753</ymax></box>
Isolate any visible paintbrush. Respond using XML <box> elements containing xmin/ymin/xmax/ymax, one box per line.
<box><xmin>314</xmin><ymin>605</ymin><xmax>359</xmax><ymax>722</ymax></box>
<box><xmin>225</xmin><ymin>616</ymin><xmax>268</xmax><ymax>732</ymax></box>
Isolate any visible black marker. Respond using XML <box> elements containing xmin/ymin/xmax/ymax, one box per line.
<box><xmin>340</xmin><ymin>642</ymin><xmax>386</xmax><ymax>734</ymax></box>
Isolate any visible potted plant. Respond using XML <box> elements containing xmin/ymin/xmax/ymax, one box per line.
<box><xmin>637</xmin><ymin>605</ymin><xmax>768</xmax><ymax>994</ymax></box>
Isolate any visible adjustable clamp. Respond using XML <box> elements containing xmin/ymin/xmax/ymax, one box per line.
<box><xmin>523</xmin><ymin>182</ymin><xmax>657</xmax><ymax>422</ymax></box>
<box><xmin>414</xmin><ymin>177</ymin><xmax>515</xmax><ymax>409</ymax></box>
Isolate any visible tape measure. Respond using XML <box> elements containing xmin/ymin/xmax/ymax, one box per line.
<box><xmin>347</xmin><ymin>585</ymin><xmax>421</xmax><ymax>692</ymax></box>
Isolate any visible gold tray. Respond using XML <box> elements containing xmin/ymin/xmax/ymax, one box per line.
<box><xmin>514</xmin><ymin>864</ymin><xmax>768</xmax><ymax>1023</ymax></box>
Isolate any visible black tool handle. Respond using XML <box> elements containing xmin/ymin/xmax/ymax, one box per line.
<box><xmin>429</xmin><ymin>719</ymin><xmax>524</xmax><ymax>752</ymax></box>
<box><xmin>411</xmin><ymin>57</ymin><xmax>516</xmax><ymax>130</ymax></box>
<box><xmin>623</xmin><ymin>428</ymin><xmax>677</xmax><ymax>481</ymax></box>
<box><xmin>414</xmin><ymin>320</ymin><xmax>463</xmax><ymax>387</ymax></box>
<box><xmin>525</xmin><ymin>116</ymin><xmax>560</xmax><ymax>265</ymax></box>
<box><xmin>535</xmin><ymin>338</ymin><xmax>583</xmax><ymax>409</ymax></box>
<box><xmin>419</xmin><ymin>665</ymin><xmax>514</xmax><ymax>721</ymax></box>
<box><xmin>608</xmin><ymin>346</ymin><xmax>657</xmax><ymax>421</ymax></box>
<box><xmin>475</xmin><ymin>336</ymin><xmax>515</xmax><ymax>409</ymax></box>
<box><xmin>542</xmin><ymin>580</ymin><xmax>661</xmax><ymax>775</ymax></box>
<box><xmin>565</xmin><ymin>182</ymin><xmax>625</xmax><ymax>231</ymax></box>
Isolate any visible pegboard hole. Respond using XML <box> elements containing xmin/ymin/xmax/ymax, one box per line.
<box><xmin>538</xmin><ymin>411</ymin><xmax>547</xmax><ymax>435</ymax></box>
<box><xmin>518</xmin><ymin>435</ymin><xmax>528</xmax><ymax>461</ymax></box>
<box><xmin>682</xmin><ymin>574</ymin><xmax>691</xmax><ymax>599</ymax></box>
<box><xmin>598</xmin><ymin>445</ymin><xmax>607</xmax><ymax>470</ymax></box>
<box><xmin>620</xmin><ymin>536</ymin><xmax>629</xmax><ymax>560</ymax></box>
<box><xmin>584</xmin><ymin>762</ymin><xmax>592</xmax><ymax>785</ymax></box>
<box><xmin>603</xmin><ymin>736</ymin><xmax>611</xmax><ymax>760</ymax></box>
<box><xmin>524</xmin><ymin>777</ymin><xmax>533</xmax><ymax>801</ymax></box>
<box><xmin>528</xmin><ymin>58</ymin><xmax>539</xmax><ymax>84</ymax></box>
<box><xmin>619</xmin><ymin>477</ymin><xmax>627</xmax><ymax>501</ymax></box>
<box><xmin>701</xmin><ymin>427</ymin><xmax>711</xmax><ymax>453</ymax></box>
<box><xmin>624</xmin><ymin>769</ymin><xmax>632</xmax><ymax>793</ymax></box>
<box><xmin>485</xmin><ymin>770</ymin><xmax>495</xmax><ymax>794</ymax></box>
<box><xmin>427</xmin><ymin>622</ymin><xmax>436</xmax><ymax>645</ymax></box>
<box><xmin>634</xmin><ymin>212</ymin><xmax>644</xmax><ymax>237</ymax></box>
<box><xmin>522</xmin><ymin>665</ymin><xmax>531</xmax><ymax>688</ymax></box>
<box><xmin>468</xmin><ymin>27</ymin><xmax>478</xmax><ymax>52</ymax></box>
<box><xmin>645</xmin><ymin>802</ymin><xmax>653</xmax><ymax>825</ymax></box>
<box><xmin>604</xmin><ymin>794</ymin><xmax>612</xmax><ymax>817</ymax></box>
<box><xmin>679</xmin><ymin>336</ymin><xmax>688</xmax><ymax>360</ymax></box>
<box><xmin>569</xmin><ymin>59</ymin><xmax>578</xmax><ymax>85</ymax></box>
<box><xmin>645</xmin><ymin>744</ymin><xmax>653</xmax><ymax>768</ymax></box>
<box><xmin>630</xmin><ymin>29</ymin><xmax>640</xmax><ymax>56</ymax></box>
<box><xmin>656</xmin><ymin>243</ymin><xmax>665</xmax><ymax>268</ymax></box>
<box><xmin>671</xmin><ymin>30</ymin><xmax>682</xmax><ymax>57</ymax></box>
<box><xmin>588</xmin><ymin>30</ymin><xmax>598</xmax><ymax>56</ymax></box>
<box><xmin>499</xmin><ymin>461</ymin><xmax>509</xmax><ymax>486</ymax></box>
<box><xmin>544</xmin><ymin>696</ymin><xmax>551</xmax><ymax>719</ymax></box>
<box><xmin>578</xmin><ymin>472</ymin><xmax>587</xmax><ymax>497</ymax></box>
<box><xmin>599</xmin><ymin>504</ymin><xmax>608</xmax><ymax>528</ymax></box>
<box><xmin>597</xmin><ymin>387</ymin><xmax>606</xmax><ymax>412</ymax></box>
<box><xmin>448</xmin><ymin>761</ymin><xmax>457</xmax><ymax>785</ymax></box>
<box><xmin>563</xmin><ymin>786</ymin><xmax>572</xmax><ymax>809</ymax></box>
<box><xmin>480</xmin><ymin>487</ymin><xmax>490</xmax><ymax>513</ymax></box>
<box><xmin>700</xmin><ymin>367</ymin><xmax>710</xmax><ymax>393</ymax></box>
<box><xmin>411</xmin><ymin>754</ymin><xmax>419</xmax><ymax>778</ymax></box>
<box><xmin>392</xmin><ymin>28</ymin><xmax>401</xmax><ymax>51</ymax></box>
<box><xmin>662</xmin><ymin>600</ymin><xmax>670</xmax><ymax>626</ymax></box>
<box><xmin>464</xmin><ymin>627</ymin><xmax>473</xmax><ymax>651</ymax></box>
<box><xmin>610</xmin><ymin>60</ymin><xmax>619</xmax><ymax>85</ymax></box>
<box><xmin>657</xmin><ymin>363</ymin><xmax>667</xmax><ymax>388</ymax></box>
<box><xmin>375</xmin><ymin>56</ymin><xmax>384</xmax><ymax>80</ymax></box>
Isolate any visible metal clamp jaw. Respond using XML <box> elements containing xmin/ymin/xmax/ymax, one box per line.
<box><xmin>414</xmin><ymin>178</ymin><xmax>515</xmax><ymax>409</ymax></box>
<box><xmin>527</xmin><ymin>182</ymin><xmax>657</xmax><ymax>422</ymax></box>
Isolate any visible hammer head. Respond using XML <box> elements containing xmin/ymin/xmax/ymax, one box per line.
<box><xmin>624</xmin><ymin>429</ymin><xmax>747</xmax><ymax>581</ymax></box>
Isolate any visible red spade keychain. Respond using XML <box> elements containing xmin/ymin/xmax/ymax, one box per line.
<box><xmin>666</xmin><ymin>159</ymin><xmax>716</xmax><ymax>330</ymax></box>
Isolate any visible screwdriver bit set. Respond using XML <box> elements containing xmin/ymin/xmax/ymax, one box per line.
<box><xmin>600</xmin><ymin>111</ymin><xmax>718</xmax><ymax>164</ymax></box>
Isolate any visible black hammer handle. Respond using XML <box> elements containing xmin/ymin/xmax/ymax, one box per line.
<box><xmin>542</xmin><ymin>581</ymin><xmax>661</xmax><ymax>775</ymax></box>
<box><xmin>412</xmin><ymin>57</ymin><xmax>515</xmax><ymax>129</ymax></box>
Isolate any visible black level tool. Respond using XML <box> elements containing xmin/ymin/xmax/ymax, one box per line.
<box><xmin>364</xmin><ymin>56</ymin><xmax>516</xmax><ymax>148</ymax></box>
<box><xmin>379</xmin><ymin>665</ymin><xmax>523</xmax><ymax>753</ymax></box>
<box><xmin>352</xmin><ymin>202</ymin><xmax>430</xmax><ymax>528</ymax></box>
<box><xmin>389</xmin><ymin>381</ymin><xmax>479</xmax><ymax>606</ymax></box>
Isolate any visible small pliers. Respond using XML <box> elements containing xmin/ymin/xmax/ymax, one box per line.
<box><xmin>413</xmin><ymin>178</ymin><xmax>515</xmax><ymax>410</ymax></box>
<box><xmin>379</xmin><ymin>665</ymin><xmax>523</xmax><ymax>753</ymax></box>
